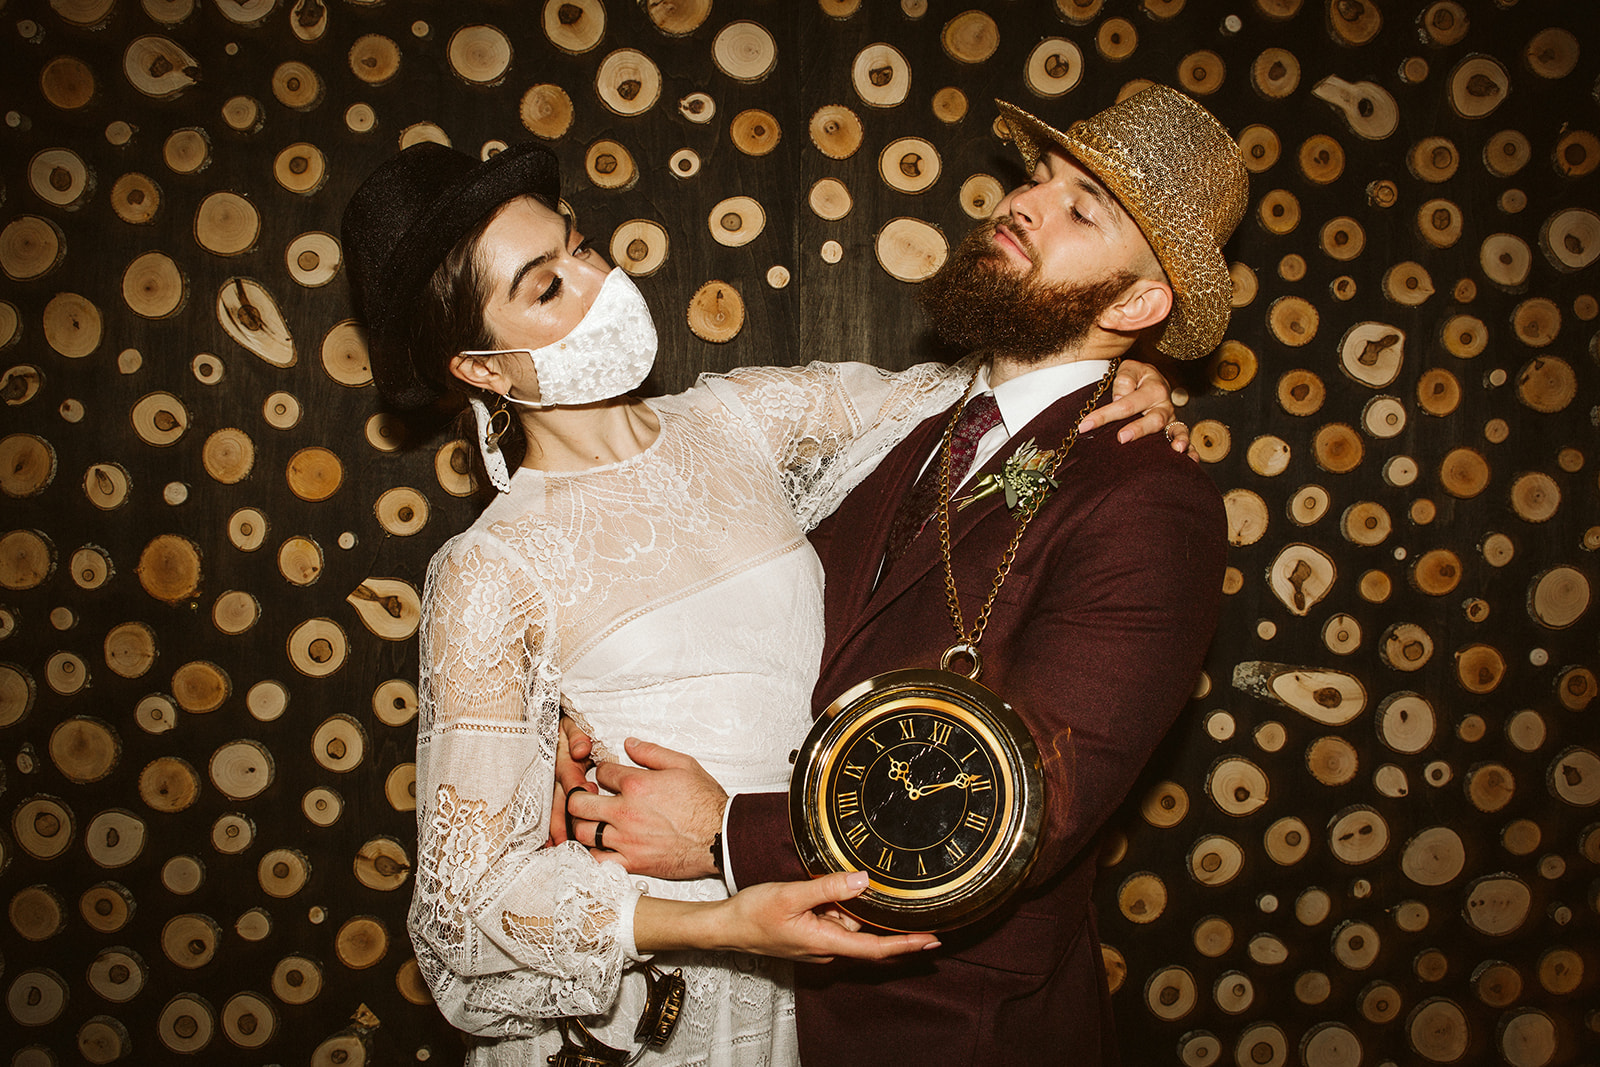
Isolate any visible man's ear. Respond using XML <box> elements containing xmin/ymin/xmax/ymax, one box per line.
<box><xmin>448</xmin><ymin>350</ymin><xmax>502</xmax><ymax>392</ymax></box>
<box><xmin>1099</xmin><ymin>278</ymin><xmax>1173</xmax><ymax>334</ymax></box>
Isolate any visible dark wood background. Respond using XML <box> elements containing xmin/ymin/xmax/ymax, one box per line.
<box><xmin>1</xmin><ymin>0</ymin><xmax>1596</xmax><ymax>1063</ymax></box>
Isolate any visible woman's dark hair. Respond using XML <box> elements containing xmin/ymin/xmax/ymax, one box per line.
<box><xmin>406</xmin><ymin>202</ymin><xmax>531</xmax><ymax>483</ymax></box>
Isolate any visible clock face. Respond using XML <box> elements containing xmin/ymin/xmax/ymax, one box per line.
<box><xmin>791</xmin><ymin>669</ymin><xmax>1044</xmax><ymax>931</ymax></box>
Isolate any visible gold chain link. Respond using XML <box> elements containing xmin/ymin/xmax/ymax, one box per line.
<box><xmin>936</xmin><ymin>358</ymin><xmax>1123</xmax><ymax>656</ymax></box>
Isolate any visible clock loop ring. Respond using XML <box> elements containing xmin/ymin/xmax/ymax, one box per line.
<box><xmin>939</xmin><ymin>642</ymin><xmax>982</xmax><ymax>679</ymax></box>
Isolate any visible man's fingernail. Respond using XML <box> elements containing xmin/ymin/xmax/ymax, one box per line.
<box><xmin>923</xmin><ymin>940</ymin><xmax>942</xmax><ymax>950</ymax></box>
<box><xmin>845</xmin><ymin>871</ymin><xmax>869</xmax><ymax>890</ymax></box>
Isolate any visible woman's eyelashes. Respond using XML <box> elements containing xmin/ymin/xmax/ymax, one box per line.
<box><xmin>537</xmin><ymin>274</ymin><xmax>563</xmax><ymax>304</ymax></box>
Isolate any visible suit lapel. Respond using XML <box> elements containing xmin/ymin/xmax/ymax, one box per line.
<box><xmin>818</xmin><ymin>407</ymin><xmax>951</xmax><ymax>650</ymax></box>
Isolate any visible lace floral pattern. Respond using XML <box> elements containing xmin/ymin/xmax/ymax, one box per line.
<box><xmin>410</xmin><ymin>360</ymin><xmax>967</xmax><ymax>1064</ymax></box>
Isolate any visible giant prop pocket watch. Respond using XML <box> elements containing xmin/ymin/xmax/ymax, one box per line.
<box><xmin>789</xmin><ymin>363</ymin><xmax>1119</xmax><ymax>932</ymax></box>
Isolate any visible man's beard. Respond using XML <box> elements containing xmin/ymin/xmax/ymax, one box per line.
<box><xmin>917</xmin><ymin>217</ymin><xmax>1138</xmax><ymax>362</ymax></box>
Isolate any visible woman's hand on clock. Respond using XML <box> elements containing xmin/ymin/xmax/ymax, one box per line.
<box><xmin>633</xmin><ymin>871</ymin><xmax>940</xmax><ymax>962</ymax></box>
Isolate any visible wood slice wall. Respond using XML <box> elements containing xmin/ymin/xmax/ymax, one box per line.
<box><xmin>1</xmin><ymin>0</ymin><xmax>1595</xmax><ymax>1063</ymax></box>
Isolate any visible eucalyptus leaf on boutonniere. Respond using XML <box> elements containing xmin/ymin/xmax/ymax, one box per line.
<box><xmin>956</xmin><ymin>438</ymin><xmax>1060</xmax><ymax>515</ymax></box>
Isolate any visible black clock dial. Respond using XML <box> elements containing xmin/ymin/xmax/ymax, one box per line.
<box><xmin>791</xmin><ymin>668</ymin><xmax>1044</xmax><ymax>931</ymax></box>
<box><xmin>826</xmin><ymin>710</ymin><xmax>1002</xmax><ymax>889</ymax></box>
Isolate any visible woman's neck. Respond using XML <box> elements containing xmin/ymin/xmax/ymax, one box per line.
<box><xmin>516</xmin><ymin>396</ymin><xmax>661</xmax><ymax>472</ymax></box>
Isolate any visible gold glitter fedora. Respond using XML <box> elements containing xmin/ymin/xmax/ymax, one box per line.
<box><xmin>996</xmin><ymin>86</ymin><xmax>1248</xmax><ymax>359</ymax></box>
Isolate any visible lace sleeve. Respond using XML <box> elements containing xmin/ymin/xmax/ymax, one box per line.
<box><xmin>700</xmin><ymin>358</ymin><xmax>973</xmax><ymax>530</ymax></box>
<box><xmin>409</xmin><ymin>531</ymin><xmax>642</xmax><ymax>1036</ymax></box>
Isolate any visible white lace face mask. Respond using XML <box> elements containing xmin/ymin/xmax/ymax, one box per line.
<box><xmin>465</xmin><ymin>267</ymin><xmax>658</xmax><ymax>491</ymax></box>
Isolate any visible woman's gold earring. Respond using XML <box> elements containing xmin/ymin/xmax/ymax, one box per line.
<box><xmin>486</xmin><ymin>400</ymin><xmax>512</xmax><ymax>447</ymax></box>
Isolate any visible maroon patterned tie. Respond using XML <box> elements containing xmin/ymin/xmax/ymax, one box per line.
<box><xmin>881</xmin><ymin>392</ymin><xmax>1002</xmax><ymax>574</ymax></box>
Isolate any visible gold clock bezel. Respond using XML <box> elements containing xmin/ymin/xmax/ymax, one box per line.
<box><xmin>789</xmin><ymin>667</ymin><xmax>1045</xmax><ymax>931</ymax></box>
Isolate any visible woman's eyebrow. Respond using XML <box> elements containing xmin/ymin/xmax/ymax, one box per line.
<box><xmin>508</xmin><ymin>249</ymin><xmax>558</xmax><ymax>299</ymax></box>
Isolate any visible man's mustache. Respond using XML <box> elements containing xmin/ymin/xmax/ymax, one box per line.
<box><xmin>983</xmin><ymin>215</ymin><xmax>1037</xmax><ymax>266</ymax></box>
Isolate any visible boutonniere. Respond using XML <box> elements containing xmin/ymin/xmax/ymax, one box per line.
<box><xmin>956</xmin><ymin>438</ymin><xmax>1060</xmax><ymax>514</ymax></box>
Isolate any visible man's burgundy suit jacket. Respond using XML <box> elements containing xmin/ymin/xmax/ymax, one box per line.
<box><xmin>726</xmin><ymin>379</ymin><xmax>1227</xmax><ymax>1066</ymax></box>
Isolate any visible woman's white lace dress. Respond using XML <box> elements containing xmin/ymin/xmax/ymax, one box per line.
<box><xmin>410</xmin><ymin>360</ymin><xmax>968</xmax><ymax>1065</ymax></box>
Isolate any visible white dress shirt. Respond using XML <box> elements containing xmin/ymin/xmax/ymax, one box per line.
<box><xmin>920</xmin><ymin>358</ymin><xmax>1114</xmax><ymax>491</ymax></box>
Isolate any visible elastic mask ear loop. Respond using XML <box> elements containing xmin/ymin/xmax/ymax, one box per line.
<box><xmin>467</xmin><ymin>394</ymin><xmax>513</xmax><ymax>493</ymax></box>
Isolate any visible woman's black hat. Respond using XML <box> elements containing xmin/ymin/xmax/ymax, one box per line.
<box><xmin>341</xmin><ymin>141</ymin><xmax>560</xmax><ymax>409</ymax></box>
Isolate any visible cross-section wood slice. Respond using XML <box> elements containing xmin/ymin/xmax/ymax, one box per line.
<box><xmin>852</xmin><ymin>43</ymin><xmax>911</xmax><ymax>107</ymax></box>
<box><xmin>273</xmin><ymin>142</ymin><xmax>326</xmax><ymax>194</ymax></box>
<box><xmin>172</xmin><ymin>660</ymin><xmax>229</xmax><ymax>713</ymax></box>
<box><xmin>448</xmin><ymin>24</ymin><xmax>511</xmax><ymax>85</ymax></box>
<box><xmin>221</xmin><ymin>992</ymin><xmax>278</xmax><ymax>1049</ymax></box>
<box><xmin>678</xmin><ymin>91</ymin><xmax>715</xmax><ymax>123</ymax></box>
<box><xmin>218</xmin><ymin>277</ymin><xmax>294</xmax><ymax>365</ymax></box>
<box><xmin>1447</xmin><ymin>53</ymin><xmax>1509</xmax><ymax>119</ymax></box>
<box><xmin>875</xmin><ymin>217</ymin><xmax>947</xmax><ymax>282</ymax></box>
<box><xmin>211</xmin><ymin>812</ymin><xmax>256</xmax><ymax>854</ymax></box>
<box><xmin>86</xmin><ymin>947</ymin><xmax>146</xmax><ymax>1005</ymax></box>
<box><xmin>84</xmin><ymin>808</ymin><xmax>145</xmax><ymax>868</ymax></box>
<box><xmin>386</xmin><ymin>763</ymin><xmax>417</xmax><ymax>811</ymax></box>
<box><xmin>202</xmin><ymin>428</ymin><xmax>254</xmax><ymax>484</ymax></box>
<box><xmin>708</xmin><ymin>196</ymin><xmax>765</xmax><ymax>248</ymax></box>
<box><xmin>286</xmin><ymin>446</ymin><xmax>342</xmax><ymax>501</ymax></box>
<box><xmin>1268</xmin><ymin>543</ymin><xmax>1335</xmax><ymax>615</ymax></box>
<box><xmin>521</xmin><ymin>84</ymin><xmax>574</xmax><ymax>139</ymax></box>
<box><xmin>302</xmin><ymin>786</ymin><xmax>344</xmax><ymax>827</ymax></box>
<box><xmin>139</xmin><ymin>757</ymin><xmax>200</xmax><ymax>813</ymax></box>
<box><xmin>28</xmin><ymin>148</ymin><xmax>93</xmax><ymax>210</ymax></box>
<box><xmin>1528</xmin><ymin>566</ymin><xmax>1588</xmax><ymax>629</ymax></box>
<box><xmin>347</xmin><ymin>577</ymin><xmax>422</xmax><ymax>640</ymax></box>
<box><xmin>111</xmin><ymin>172</ymin><xmax>161</xmax><ymax>224</ymax></box>
<box><xmin>596</xmin><ymin>48</ymin><xmax>660</xmax><ymax>115</ymax></box>
<box><xmin>354</xmin><ymin>836</ymin><xmax>411</xmax><ymax>891</ymax></box>
<box><xmin>687</xmin><ymin>281</ymin><xmax>745</xmax><ymax>343</ymax></box>
<box><xmin>195</xmin><ymin>191</ymin><xmax>259</xmax><ymax>256</ymax></box>
<box><xmin>543</xmin><ymin>0</ymin><xmax>603</xmax><ymax>52</ymax></box>
<box><xmin>128</xmin><ymin>390</ymin><xmax>189</xmax><ymax>448</ymax></box>
<box><xmin>212</xmin><ymin>589</ymin><xmax>259</xmax><ymax>635</ymax></box>
<box><xmin>123</xmin><ymin>250</ymin><xmax>185</xmax><ymax>318</ymax></box>
<box><xmin>287</xmin><ymin>617</ymin><xmax>349</xmax><ymax>677</ymax></box>
<box><xmin>809</xmin><ymin>104</ymin><xmax>864</xmax><ymax>159</ymax></box>
<box><xmin>1252</xmin><ymin>48</ymin><xmax>1300</xmax><ymax>98</ymax></box>
<box><xmin>49</xmin><ymin>717</ymin><xmax>119</xmax><ymax>783</ymax></box>
<box><xmin>259</xmin><ymin>849</ymin><xmax>312</xmax><ymax>898</ymax></box>
<box><xmin>124</xmin><ymin>35</ymin><xmax>199</xmax><ymax>98</ymax></box>
<box><xmin>585</xmin><ymin>139</ymin><xmax>637</xmax><ymax>190</ymax></box>
<box><xmin>1232</xmin><ymin>661</ymin><xmax>1365</xmax><ymax>725</ymax></box>
<box><xmin>1206</xmin><ymin>757</ymin><xmax>1269</xmax><ymax>816</ymax></box>
<box><xmin>137</xmin><ymin>534</ymin><xmax>201</xmax><ymax>603</ymax></box>
<box><xmin>1480</xmin><ymin>232</ymin><xmax>1532</xmax><ymax>289</ymax></box>
<box><xmin>0</xmin><ymin>434</ymin><xmax>55</xmax><ymax>497</ymax></box>
<box><xmin>1177</xmin><ymin>49</ymin><xmax>1225</xmax><ymax>96</ymax></box>
<box><xmin>879</xmin><ymin>137</ymin><xmax>940</xmax><ymax>194</ymax></box>
<box><xmin>271</xmin><ymin>955</ymin><xmax>323</xmax><ymax>1005</ymax></box>
<box><xmin>319</xmin><ymin>319</ymin><xmax>370</xmax><ymax>386</ymax></box>
<box><xmin>102</xmin><ymin>621</ymin><xmax>155</xmax><ymax>681</ymax></box>
<box><xmin>713</xmin><ymin>20</ymin><xmax>777</xmax><ymax>81</ymax></box>
<box><xmin>941</xmin><ymin>10</ymin><xmax>998</xmax><ymax>63</ymax></box>
<box><xmin>644</xmin><ymin>0</ymin><xmax>710</xmax><ymax>34</ymax></box>
<box><xmin>1310</xmin><ymin>75</ymin><xmax>1397</xmax><ymax>139</ymax></box>
<box><xmin>6</xmin><ymin>969</ymin><xmax>68</xmax><ymax>1026</ymax></box>
<box><xmin>932</xmin><ymin>86</ymin><xmax>968</xmax><ymax>122</ymax></box>
<box><xmin>206</xmin><ymin>738</ymin><xmax>272</xmax><ymax>800</ymax></box>
<box><xmin>347</xmin><ymin>32</ymin><xmax>400</xmax><ymax>85</ymax></box>
<box><xmin>1025</xmin><ymin>38</ymin><xmax>1083</xmax><ymax>96</ymax></box>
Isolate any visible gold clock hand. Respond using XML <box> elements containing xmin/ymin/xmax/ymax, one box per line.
<box><xmin>887</xmin><ymin>757</ymin><xmax>921</xmax><ymax>799</ymax></box>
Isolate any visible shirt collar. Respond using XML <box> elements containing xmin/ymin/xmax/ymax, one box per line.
<box><xmin>972</xmin><ymin>359</ymin><xmax>1114</xmax><ymax>438</ymax></box>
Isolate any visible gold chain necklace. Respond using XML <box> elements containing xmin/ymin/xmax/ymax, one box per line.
<box><xmin>934</xmin><ymin>358</ymin><xmax>1121</xmax><ymax>677</ymax></box>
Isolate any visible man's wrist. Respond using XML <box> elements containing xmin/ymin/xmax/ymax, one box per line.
<box><xmin>709</xmin><ymin>831</ymin><xmax>725</xmax><ymax>876</ymax></box>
